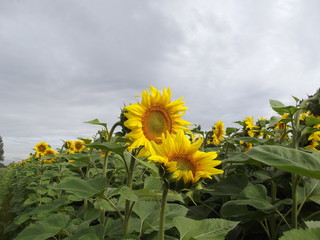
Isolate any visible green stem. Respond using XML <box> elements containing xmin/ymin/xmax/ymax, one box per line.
<box><xmin>291</xmin><ymin>173</ymin><xmax>299</xmax><ymax>229</ymax></box>
<box><xmin>270</xmin><ymin>180</ymin><xmax>277</xmax><ymax>240</ymax></box>
<box><xmin>101</xmin><ymin>196</ymin><xmax>124</xmax><ymax>224</ymax></box>
<box><xmin>102</xmin><ymin>154</ymin><xmax>109</xmax><ymax>178</ymax></box>
<box><xmin>108</xmin><ymin>121</ymin><xmax>122</xmax><ymax>142</ymax></box>
<box><xmin>123</xmin><ymin>152</ymin><xmax>136</xmax><ymax>236</ymax></box>
<box><xmin>102</xmin><ymin>121</ymin><xmax>122</xmax><ymax>178</ymax></box>
<box><xmin>275</xmin><ymin>209</ymin><xmax>291</xmax><ymax>230</ymax></box>
<box><xmin>297</xmin><ymin>179</ymin><xmax>319</xmax><ymax>217</ymax></box>
<box><xmin>259</xmin><ymin>220</ymin><xmax>271</xmax><ymax>240</ymax></box>
<box><xmin>290</xmin><ymin>99</ymin><xmax>307</xmax><ymax>229</ymax></box>
<box><xmin>305</xmin><ymin>210</ymin><xmax>320</xmax><ymax>220</ymax></box>
<box><xmin>159</xmin><ymin>181</ymin><xmax>169</xmax><ymax>240</ymax></box>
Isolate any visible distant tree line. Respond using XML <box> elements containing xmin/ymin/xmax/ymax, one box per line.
<box><xmin>0</xmin><ymin>136</ymin><xmax>4</xmax><ymax>164</ymax></box>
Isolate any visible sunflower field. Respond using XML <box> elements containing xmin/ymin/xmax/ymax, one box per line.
<box><xmin>1</xmin><ymin>87</ymin><xmax>320</xmax><ymax>240</ymax></box>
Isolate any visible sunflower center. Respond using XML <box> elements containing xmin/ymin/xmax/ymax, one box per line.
<box><xmin>171</xmin><ymin>155</ymin><xmax>195</xmax><ymax>172</ymax></box>
<box><xmin>142</xmin><ymin>106</ymin><xmax>172</xmax><ymax>142</ymax></box>
<box><xmin>75</xmin><ymin>142</ymin><xmax>83</xmax><ymax>150</ymax></box>
<box><xmin>38</xmin><ymin>145</ymin><xmax>46</xmax><ymax>152</ymax></box>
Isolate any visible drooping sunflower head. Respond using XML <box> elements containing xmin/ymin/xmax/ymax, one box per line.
<box><xmin>148</xmin><ymin>130</ymin><xmax>223</xmax><ymax>190</ymax></box>
<box><xmin>211</xmin><ymin>120</ymin><xmax>225</xmax><ymax>145</ymax></box>
<box><xmin>34</xmin><ymin>142</ymin><xmax>49</xmax><ymax>157</ymax></box>
<box><xmin>124</xmin><ymin>86</ymin><xmax>192</xmax><ymax>151</ymax></box>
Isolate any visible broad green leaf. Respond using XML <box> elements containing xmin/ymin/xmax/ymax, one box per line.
<box><xmin>245</xmin><ymin>145</ymin><xmax>320</xmax><ymax>179</ymax></box>
<box><xmin>173</xmin><ymin>216</ymin><xmax>238</xmax><ymax>240</ymax></box>
<box><xmin>305</xmin><ymin>117</ymin><xmax>320</xmax><ymax>126</ymax></box>
<box><xmin>238</xmin><ymin>184</ymin><xmax>267</xmax><ymax>200</ymax></box>
<box><xmin>221</xmin><ymin>184</ymin><xmax>292</xmax><ymax>218</ymax></box>
<box><xmin>269</xmin><ymin>116</ymin><xmax>281</xmax><ymax>127</ymax></box>
<box><xmin>119</xmin><ymin>186</ymin><xmax>161</xmax><ymax>202</ymax></box>
<box><xmin>78</xmin><ymin>234</ymin><xmax>100</xmax><ymax>240</ymax></box>
<box><xmin>52</xmin><ymin>177</ymin><xmax>107</xmax><ymax>199</ymax></box>
<box><xmin>14</xmin><ymin>213</ymin><xmax>70</xmax><ymax>240</ymax></box>
<box><xmin>235</xmin><ymin>137</ymin><xmax>272</xmax><ymax>144</ymax></box>
<box><xmin>132</xmin><ymin>200</ymin><xmax>188</xmax><ymax>235</ymax></box>
<box><xmin>279</xmin><ymin>228</ymin><xmax>320</xmax><ymax>240</ymax></box>
<box><xmin>270</xmin><ymin>100</ymin><xmax>298</xmax><ymax>115</ymax></box>
<box><xmin>270</xmin><ymin>100</ymin><xmax>286</xmax><ymax>115</ymax></box>
<box><xmin>133</xmin><ymin>200</ymin><xmax>157</xmax><ymax>222</ymax></box>
<box><xmin>84</xmin><ymin>118</ymin><xmax>107</xmax><ymax>128</ymax></box>
<box><xmin>209</xmin><ymin>175</ymin><xmax>249</xmax><ymax>196</ymax></box>
<box><xmin>86</xmin><ymin>142</ymin><xmax>127</xmax><ymax>155</ymax></box>
<box><xmin>65</xmin><ymin>224</ymin><xmax>104</xmax><ymax>240</ymax></box>
<box><xmin>297</xmin><ymin>178</ymin><xmax>320</xmax><ymax>204</ymax></box>
<box><xmin>60</xmin><ymin>153</ymin><xmax>90</xmax><ymax>163</ymax></box>
<box><xmin>134</xmin><ymin>156</ymin><xmax>158</xmax><ymax>175</ymax></box>
<box><xmin>84</xmin><ymin>208</ymin><xmax>100</xmax><ymax>221</ymax></box>
<box><xmin>305</xmin><ymin>220</ymin><xmax>320</xmax><ymax>229</ymax></box>
<box><xmin>144</xmin><ymin>176</ymin><xmax>162</xmax><ymax>191</ymax></box>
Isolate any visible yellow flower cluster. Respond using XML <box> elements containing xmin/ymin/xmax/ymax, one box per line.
<box><xmin>34</xmin><ymin>142</ymin><xmax>57</xmax><ymax>163</ymax></box>
<box><xmin>65</xmin><ymin>140</ymin><xmax>86</xmax><ymax>154</ymax></box>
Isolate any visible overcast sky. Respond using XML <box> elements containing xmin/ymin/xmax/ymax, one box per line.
<box><xmin>1</xmin><ymin>0</ymin><xmax>320</xmax><ymax>165</ymax></box>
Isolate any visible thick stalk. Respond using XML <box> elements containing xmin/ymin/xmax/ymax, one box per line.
<box><xmin>290</xmin><ymin>99</ymin><xmax>307</xmax><ymax>228</ymax></box>
<box><xmin>102</xmin><ymin>121</ymin><xmax>122</xmax><ymax>177</ymax></box>
<box><xmin>159</xmin><ymin>182</ymin><xmax>169</xmax><ymax>240</ymax></box>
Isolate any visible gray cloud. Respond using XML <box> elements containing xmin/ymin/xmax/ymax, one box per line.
<box><xmin>1</xmin><ymin>0</ymin><xmax>320</xmax><ymax>165</ymax></box>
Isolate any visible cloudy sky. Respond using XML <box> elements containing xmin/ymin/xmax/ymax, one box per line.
<box><xmin>1</xmin><ymin>0</ymin><xmax>320</xmax><ymax>165</ymax></box>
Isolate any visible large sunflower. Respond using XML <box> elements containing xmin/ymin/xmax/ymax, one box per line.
<box><xmin>124</xmin><ymin>86</ymin><xmax>192</xmax><ymax>151</ymax></box>
<box><xmin>148</xmin><ymin>130</ymin><xmax>223</xmax><ymax>185</ymax></box>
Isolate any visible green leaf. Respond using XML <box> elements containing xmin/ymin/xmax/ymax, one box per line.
<box><xmin>86</xmin><ymin>142</ymin><xmax>127</xmax><ymax>155</ymax></box>
<box><xmin>279</xmin><ymin>228</ymin><xmax>320</xmax><ymax>240</ymax></box>
<box><xmin>235</xmin><ymin>137</ymin><xmax>272</xmax><ymax>144</ymax></box>
<box><xmin>78</xmin><ymin>234</ymin><xmax>100</xmax><ymax>240</ymax></box>
<box><xmin>270</xmin><ymin>100</ymin><xmax>286</xmax><ymax>115</ymax></box>
<box><xmin>210</xmin><ymin>175</ymin><xmax>249</xmax><ymax>196</ymax></box>
<box><xmin>305</xmin><ymin>117</ymin><xmax>320</xmax><ymax>126</ymax></box>
<box><xmin>305</xmin><ymin>220</ymin><xmax>320</xmax><ymax>229</ymax></box>
<box><xmin>269</xmin><ymin>116</ymin><xmax>282</xmax><ymax>127</ymax></box>
<box><xmin>133</xmin><ymin>201</ymin><xmax>158</xmax><ymax>221</ymax></box>
<box><xmin>52</xmin><ymin>177</ymin><xmax>107</xmax><ymax>199</ymax></box>
<box><xmin>84</xmin><ymin>119</ymin><xmax>107</xmax><ymax>128</ymax></box>
<box><xmin>292</xmin><ymin>96</ymin><xmax>300</xmax><ymax>103</ymax></box>
<box><xmin>60</xmin><ymin>153</ymin><xmax>90</xmax><ymax>163</ymax></box>
<box><xmin>221</xmin><ymin>184</ymin><xmax>292</xmax><ymax>218</ymax></box>
<box><xmin>134</xmin><ymin>156</ymin><xmax>158</xmax><ymax>175</ymax></box>
<box><xmin>244</xmin><ymin>145</ymin><xmax>320</xmax><ymax>179</ymax></box>
<box><xmin>173</xmin><ymin>216</ymin><xmax>238</xmax><ymax>240</ymax></box>
<box><xmin>270</xmin><ymin>100</ymin><xmax>298</xmax><ymax>115</ymax></box>
<box><xmin>14</xmin><ymin>213</ymin><xmax>70</xmax><ymax>240</ymax></box>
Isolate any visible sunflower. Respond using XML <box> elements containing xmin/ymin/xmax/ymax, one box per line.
<box><xmin>34</xmin><ymin>142</ymin><xmax>49</xmax><ymax>157</ymax></box>
<box><xmin>124</xmin><ymin>86</ymin><xmax>192</xmax><ymax>151</ymax></box>
<box><xmin>243</xmin><ymin>117</ymin><xmax>259</xmax><ymax>137</ymax></box>
<box><xmin>211</xmin><ymin>120</ymin><xmax>225</xmax><ymax>145</ymax></box>
<box><xmin>74</xmin><ymin>140</ymin><xmax>85</xmax><ymax>152</ymax></box>
<box><xmin>148</xmin><ymin>130</ymin><xmax>223</xmax><ymax>185</ymax></box>
<box><xmin>65</xmin><ymin>140</ymin><xmax>75</xmax><ymax>150</ymax></box>
<box><xmin>45</xmin><ymin>148</ymin><xmax>57</xmax><ymax>156</ymax></box>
